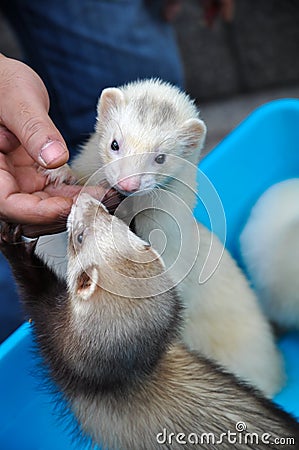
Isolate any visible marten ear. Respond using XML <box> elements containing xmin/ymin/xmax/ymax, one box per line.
<box><xmin>97</xmin><ymin>87</ymin><xmax>125</xmax><ymax>121</ymax></box>
<box><xmin>140</xmin><ymin>241</ymin><xmax>165</xmax><ymax>268</ymax></box>
<box><xmin>76</xmin><ymin>266</ymin><xmax>99</xmax><ymax>300</ymax></box>
<box><xmin>179</xmin><ymin>118</ymin><xmax>207</xmax><ymax>156</ymax></box>
<box><xmin>127</xmin><ymin>232</ymin><xmax>164</xmax><ymax>265</ymax></box>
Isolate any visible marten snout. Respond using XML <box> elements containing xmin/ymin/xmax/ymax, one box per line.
<box><xmin>116</xmin><ymin>175</ymin><xmax>141</xmax><ymax>193</ymax></box>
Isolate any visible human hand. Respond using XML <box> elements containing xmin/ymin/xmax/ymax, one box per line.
<box><xmin>160</xmin><ymin>0</ymin><xmax>235</xmax><ymax>25</ymax></box>
<box><xmin>0</xmin><ymin>55</ymin><xmax>110</xmax><ymax>237</ymax></box>
<box><xmin>201</xmin><ymin>0</ymin><xmax>235</xmax><ymax>27</ymax></box>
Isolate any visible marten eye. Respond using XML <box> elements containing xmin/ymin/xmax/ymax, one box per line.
<box><xmin>111</xmin><ymin>140</ymin><xmax>120</xmax><ymax>151</ymax></box>
<box><xmin>77</xmin><ymin>231</ymin><xmax>84</xmax><ymax>244</ymax></box>
<box><xmin>155</xmin><ymin>154</ymin><xmax>166</xmax><ymax>164</ymax></box>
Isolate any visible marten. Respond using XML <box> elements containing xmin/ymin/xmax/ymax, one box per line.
<box><xmin>39</xmin><ymin>79</ymin><xmax>284</xmax><ymax>397</ymax></box>
<box><xmin>1</xmin><ymin>194</ymin><xmax>298</xmax><ymax>449</ymax></box>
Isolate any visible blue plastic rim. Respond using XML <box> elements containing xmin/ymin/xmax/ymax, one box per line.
<box><xmin>0</xmin><ymin>99</ymin><xmax>299</xmax><ymax>449</ymax></box>
<box><xmin>194</xmin><ymin>98</ymin><xmax>299</xmax><ymax>419</ymax></box>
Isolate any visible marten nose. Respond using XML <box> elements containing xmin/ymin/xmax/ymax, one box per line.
<box><xmin>117</xmin><ymin>176</ymin><xmax>141</xmax><ymax>193</ymax></box>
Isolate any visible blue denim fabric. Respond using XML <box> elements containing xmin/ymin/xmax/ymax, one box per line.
<box><xmin>2</xmin><ymin>0</ymin><xmax>184</xmax><ymax>151</ymax></box>
<box><xmin>0</xmin><ymin>0</ymin><xmax>184</xmax><ymax>341</ymax></box>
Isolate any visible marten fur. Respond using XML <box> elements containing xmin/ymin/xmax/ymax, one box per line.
<box><xmin>0</xmin><ymin>194</ymin><xmax>298</xmax><ymax>450</ymax></box>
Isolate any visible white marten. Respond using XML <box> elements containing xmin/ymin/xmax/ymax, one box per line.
<box><xmin>42</xmin><ymin>79</ymin><xmax>284</xmax><ymax>397</ymax></box>
<box><xmin>240</xmin><ymin>178</ymin><xmax>299</xmax><ymax>331</ymax></box>
<box><xmin>0</xmin><ymin>194</ymin><xmax>298</xmax><ymax>450</ymax></box>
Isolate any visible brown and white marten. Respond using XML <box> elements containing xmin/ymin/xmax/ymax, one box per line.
<box><xmin>0</xmin><ymin>193</ymin><xmax>298</xmax><ymax>450</ymax></box>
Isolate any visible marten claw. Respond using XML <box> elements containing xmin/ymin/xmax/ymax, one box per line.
<box><xmin>0</xmin><ymin>222</ymin><xmax>37</xmax><ymax>256</ymax></box>
<box><xmin>0</xmin><ymin>222</ymin><xmax>21</xmax><ymax>245</ymax></box>
<box><xmin>12</xmin><ymin>224</ymin><xmax>23</xmax><ymax>243</ymax></box>
<box><xmin>38</xmin><ymin>164</ymin><xmax>77</xmax><ymax>186</ymax></box>
<box><xmin>23</xmin><ymin>238</ymin><xmax>38</xmax><ymax>256</ymax></box>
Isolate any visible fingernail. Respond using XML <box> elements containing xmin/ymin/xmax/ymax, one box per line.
<box><xmin>39</xmin><ymin>140</ymin><xmax>68</xmax><ymax>167</ymax></box>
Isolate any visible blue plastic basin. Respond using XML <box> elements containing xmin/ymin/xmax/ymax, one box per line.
<box><xmin>1</xmin><ymin>99</ymin><xmax>299</xmax><ymax>449</ymax></box>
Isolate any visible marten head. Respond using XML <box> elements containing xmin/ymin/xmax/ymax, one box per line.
<box><xmin>65</xmin><ymin>193</ymin><xmax>183</xmax><ymax>391</ymax></box>
<box><xmin>92</xmin><ymin>79</ymin><xmax>207</xmax><ymax>195</ymax></box>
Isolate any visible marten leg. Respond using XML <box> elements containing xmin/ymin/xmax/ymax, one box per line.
<box><xmin>0</xmin><ymin>222</ymin><xmax>36</xmax><ymax>256</ymax></box>
<box><xmin>0</xmin><ymin>222</ymin><xmax>66</xmax><ymax>305</ymax></box>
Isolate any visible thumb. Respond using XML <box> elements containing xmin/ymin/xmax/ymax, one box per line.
<box><xmin>0</xmin><ymin>55</ymin><xmax>69</xmax><ymax>168</ymax></box>
<box><xmin>18</xmin><ymin>109</ymin><xmax>69</xmax><ymax>169</ymax></box>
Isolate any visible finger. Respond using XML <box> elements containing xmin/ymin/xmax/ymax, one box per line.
<box><xmin>0</xmin><ymin>192</ymin><xmax>73</xmax><ymax>224</ymax></box>
<box><xmin>220</xmin><ymin>0</ymin><xmax>234</xmax><ymax>22</ymax></box>
<box><xmin>44</xmin><ymin>183</ymin><xmax>111</xmax><ymax>201</ymax></box>
<box><xmin>0</xmin><ymin>125</ymin><xmax>20</xmax><ymax>152</ymax></box>
<box><xmin>45</xmin><ymin>184</ymin><xmax>122</xmax><ymax>213</ymax></box>
<box><xmin>21</xmin><ymin>221</ymin><xmax>67</xmax><ymax>238</ymax></box>
<box><xmin>201</xmin><ymin>0</ymin><xmax>219</xmax><ymax>27</ymax></box>
<box><xmin>19</xmin><ymin>186</ymin><xmax>122</xmax><ymax>237</ymax></box>
<box><xmin>0</xmin><ymin>56</ymin><xmax>69</xmax><ymax>168</ymax></box>
<box><xmin>0</xmin><ymin>156</ymin><xmax>51</xmax><ymax>201</ymax></box>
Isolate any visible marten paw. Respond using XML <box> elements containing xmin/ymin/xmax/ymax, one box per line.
<box><xmin>0</xmin><ymin>222</ymin><xmax>22</xmax><ymax>245</ymax></box>
<box><xmin>0</xmin><ymin>223</ymin><xmax>37</xmax><ymax>256</ymax></box>
<box><xmin>39</xmin><ymin>163</ymin><xmax>77</xmax><ymax>187</ymax></box>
